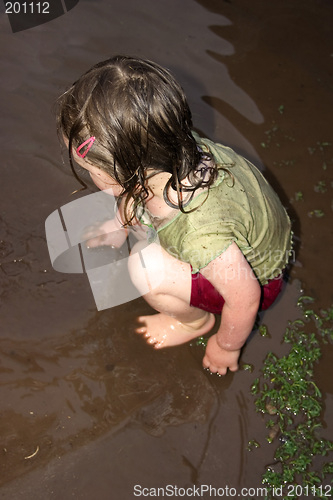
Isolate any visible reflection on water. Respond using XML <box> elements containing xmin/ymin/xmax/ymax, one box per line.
<box><xmin>0</xmin><ymin>305</ymin><xmax>221</xmax><ymax>483</ymax></box>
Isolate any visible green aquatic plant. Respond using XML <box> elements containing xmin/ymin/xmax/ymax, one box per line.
<box><xmin>195</xmin><ymin>335</ymin><xmax>208</xmax><ymax>348</ymax></box>
<box><xmin>308</xmin><ymin>209</ymin><xmax>325</xmax><ymax>218</ymax></box>
<box><xmin>261</xmin><ymin>121</ymin><xmax>295</xmax><ymax>152</ymax></box>
<box><xmin>247</xmin><ymin>439</ymin><xmax>260</xmax><ymax>451</ymax></box>
<box><xmin>308</xmin><ymin>141</ymin><xmax>332</xmax><ymax>155</ymax></box>
<box><xmin>259</xmin><ymin>324</ymin><xmax>270</xmax><ymax>337</ymax></box>
<box><xmin>273</xmin><ymin>160</ymin><xmax>296</xmax><ymax>167</ymax></box>
<box><xmin>250</xmin><ymin>299</ymin><xmax>333</xmax><ymax>499</ymax></box>
<box><xmin>242</xmin><ymin>363</ymin><xmax>254</xmax><ymax>373</ymax></box>
<box><xmin>314</xmin><ymin>180</ymin><xmax>327</xmax><ymax>193</ymax></box>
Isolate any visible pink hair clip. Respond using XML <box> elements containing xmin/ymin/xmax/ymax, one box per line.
<box><xmin>76</xmin><ymin>136</ymin><xmax>96</xmax><ymax>158</ymax></box>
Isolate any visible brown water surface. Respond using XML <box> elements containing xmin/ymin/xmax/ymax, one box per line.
<box><xmin>0</xmin><ymin>0</ymin><xmax>332</xmax><ymax>498</ymax></box>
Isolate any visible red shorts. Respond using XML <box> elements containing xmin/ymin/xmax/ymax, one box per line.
<box><xmin>190</xmin><ymin>271</ymin><xmax>284</xmax><ymax>314</ymax></box>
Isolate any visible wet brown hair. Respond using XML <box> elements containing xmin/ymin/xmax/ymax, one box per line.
<box><xmin>57</xmin><ymin>55</ymin><xmax>219</xmax><ymax>224</ymax></box>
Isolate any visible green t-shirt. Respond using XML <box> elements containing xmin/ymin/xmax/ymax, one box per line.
<box><xmin>146</xmin><ymin>134</ymin><xmax>292</xmax><ymax>285</ymax></box>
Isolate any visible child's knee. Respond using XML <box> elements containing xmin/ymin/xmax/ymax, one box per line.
<box><xmin>127</xmin><ymin>241</ymin><xmax>146</xmax><ymax>284</ymax></box>
<box><xmin>128</xmin><ymin>241</ymin><xmax>165</xmax><ymax>293</ymax></box>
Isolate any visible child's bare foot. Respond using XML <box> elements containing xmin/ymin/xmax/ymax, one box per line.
<box><xmin>135</xmin><ymin>312</ymin><xmax>215</xmax><ymax>349</ymax></box>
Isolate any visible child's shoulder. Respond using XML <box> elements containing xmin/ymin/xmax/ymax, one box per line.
<box><xmin>192</xmin><ymin>131</ymin><xmax>241</xmax><ymax>169</ymax></box>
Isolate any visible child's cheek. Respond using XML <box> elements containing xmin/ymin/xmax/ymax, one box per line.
<box><xmin>90</xmin><ymin>173</ymin><xmax>123</xmax><ymax>196</ymax></box>
<box><xmin>89</xmin><ymin>172</ymin><xmax>108</xmax><ymax>190</ymax></box>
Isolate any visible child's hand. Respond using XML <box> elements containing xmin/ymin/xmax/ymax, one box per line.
<box><xmin>203</xmin><ymin>334</ymin><xmax>240</xmax><ymax>376</ymax></box>
<box><xmin>82</xmin><ymin>219</ymin><xmax>128</xmax><ymax>249</ymax></box>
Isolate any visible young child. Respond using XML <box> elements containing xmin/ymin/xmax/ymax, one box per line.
<box><xmin>57</xmin><ymin>55</ymin><xmax>292</xmax><ymax>376</ymax></box>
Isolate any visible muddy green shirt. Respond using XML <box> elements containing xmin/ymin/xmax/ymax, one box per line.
<box><xmin>149</xmin><ymin>135</ymin><xmax>293</xmax><ymax>285</ymax></box>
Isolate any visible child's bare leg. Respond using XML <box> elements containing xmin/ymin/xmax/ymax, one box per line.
<box><xmin>128</xmin><ymin>242</ymin><xmax>215</xmax><ymax>348</ymax></box>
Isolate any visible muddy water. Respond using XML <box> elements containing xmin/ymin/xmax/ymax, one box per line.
<box><xmin>0</xmin><ymin>0</ymin><xmax>332</xmax><ymax>498</ymax></box>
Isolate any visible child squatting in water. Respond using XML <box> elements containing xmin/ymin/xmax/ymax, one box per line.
<box><xmin>57</xmin><ymin>55</ymin><xmax>292</xmax><ymax>376</ymax></box>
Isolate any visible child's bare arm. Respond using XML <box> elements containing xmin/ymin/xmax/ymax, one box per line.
<box><xmin>200</xmin><ymin>242</ymin><xmax>261</xmax><ymax>375</ymax></box>
<box><xmin>83</xmin><ymin>217</ymin><xmax>128</xmax><ymax>248</ymax></box>
<box><xmin>83</xmin><ymin>196</ymin><xmax>149</xmax><ymax>248</ymax></box>
<box><xmin>83</xmin><ymin>196</ymin><xmax>128</xmax><ymax>248</ymax></box>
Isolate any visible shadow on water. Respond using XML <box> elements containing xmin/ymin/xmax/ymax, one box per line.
<box><xmin>0</xmin><ymin>0</ymin><xmax>332</xmax><ymax>497</ymax></box>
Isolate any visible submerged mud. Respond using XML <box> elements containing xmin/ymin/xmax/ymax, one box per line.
<box><xmin>0</xmin><ymin>0</ymin><xmax>332</xmax><ymax>498</ymax></box>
